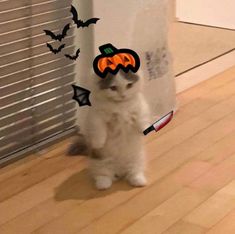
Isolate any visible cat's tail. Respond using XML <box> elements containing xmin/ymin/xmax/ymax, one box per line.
<box><xmin>67</xmin><ymin>133</ymin><xmax>89</xmax><ymax>156</ymax></box>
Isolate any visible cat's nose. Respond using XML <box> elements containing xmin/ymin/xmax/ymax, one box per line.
<box><xmin>120</xmin><ymin>94</ymin><xmax>126</xmax><ymax>98</ymax></box>
<box><xmin>118</xmin><ymin>90</ymin><xmax>126</xmax><ymax>98</ymax></box>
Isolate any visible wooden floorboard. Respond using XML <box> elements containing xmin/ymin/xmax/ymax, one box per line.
<box><xmin>0</xmin><ymin>66</ymin><xmax>235</xmax><ymax>234</ymax></box>
<box><xmin>0</xmin><ymin>145</ymin><xmax>83</xmax><ymax>203</ymax></box>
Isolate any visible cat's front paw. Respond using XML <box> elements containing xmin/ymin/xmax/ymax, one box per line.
<box><xmin>95</xmin><ymin>176</ymin><xmax>112</xmax><ymax>190</ymax></box>
<box><xmin>127</xmin><ymin>173</ymin><xmax>147</xmax><ymax>187</ymax></box>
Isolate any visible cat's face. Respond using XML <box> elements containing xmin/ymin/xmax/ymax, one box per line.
<box><xmin>97</xmin><ymin>70</ymin><xmax>141</xmax><ymax>102</ymax></box>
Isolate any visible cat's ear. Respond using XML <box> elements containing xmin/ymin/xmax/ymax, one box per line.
<box><xmin>136</xmin><ymin>69</ymin><xmax>144</xmax><ymax>79</ymax></box>
<box><xmin>135</xmin><ymin>69</ymin><xmax>145</xmax><ymax>88</ymax></box>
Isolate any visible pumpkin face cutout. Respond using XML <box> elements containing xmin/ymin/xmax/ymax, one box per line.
<box><xmin>93</xmin><ymin>43</ymin><xmax>140</xmax><ymax>78</ymax></box>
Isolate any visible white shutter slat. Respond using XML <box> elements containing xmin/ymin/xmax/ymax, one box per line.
<box><xmin>0</xmin><ymin>28</ymin><xmax>75</xmax><ymax>56</ymax></box>
<box><xmin>1</xmin><ymin>17</ymin><xmax>71</xmax><ymax>44</ymax></box>
<box><xmin>0</xmin><ymin>60</ymin><xmax>74</xmax><ymax>87</ymax></box>
<box><xmin>0</xmin><ymin>110</ymin><xmax>76</xmax><ymax>147</ymax></box>
<box><xmin>0</xmin><ymin>36</ymin><xmax>75</xmax><ymax>67</ymax></box>
<box><xmin>0</xmin><ymin>85</ymin><xmax>73</xmax><ymax>119</ymax></box>
<box><xmin>0</xmin><ymin>1</ymin><xmax>72</xmax><ymax>22</ymax></box>
<box><xmin>0</xmin><ymin>100</ymin><xmax>74</xmax><ymax>129</ymax></box>
<box><xmin>0</xmin><ymin>8</ymin><xmax>71</xmax><ymax>34</ymax></box>
<box><xmin>0</xmin><ymin>74</ymin><xmax>75</xmax><ymax>107</ymax></box>
<box><xmin>0</xmin><ymin>64</ymin><xmax>75</xmax><ymax>89</ymax></box>
<box><xmin>0</xmin><ymin>45</ymin><xmax>75</xmax><ymax>77</ymax></box>
<box><xmin>0</xmin><ymin>70</ymin><xmax>75</xmax><ymax>97</ymax></box>
<box><xmin>0</xmin><ymin>108</ymin><xmax>76</xmax><ymax>140</ymax></box>
<box><xmin>0</xmin><ymin>119</ymin><xmax>75</xmax><ymax>157</ymax></box>
<box><xmin>0</xmin><ymin>0</ymin><xmax>77</xmax><ymax>162</ymax></box>
<box><xmin>0</xmin><ymin>102</ymin><xmax>76</xmax><ymax>138</ymax></box>
<box><xmin>0</xmin><ymin>0</ymin><xmax>53</xmax><ymax>12</ymax></box>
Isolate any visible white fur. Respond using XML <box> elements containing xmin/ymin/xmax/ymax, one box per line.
<box><xmin>84</xmin><ymin>71</ymin><xmax>150</xmax><ymax>190</ymax></box>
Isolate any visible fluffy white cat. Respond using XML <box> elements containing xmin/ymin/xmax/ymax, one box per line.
<box><xmin>70</xmin><ymin>70</ymin><xmax>150</xmax><ymax>190</ymax></box>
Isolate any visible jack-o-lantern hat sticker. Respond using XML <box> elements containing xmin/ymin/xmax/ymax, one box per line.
<box><xmin>93</xmin><ymin>43</ymin><xmax>140</xmax><ymax>78</ymax></box>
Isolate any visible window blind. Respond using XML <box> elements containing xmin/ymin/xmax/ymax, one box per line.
<box><xmin>0</xmin><ymin>0</ymin><xmax>77</xmax><ymax>164</ymax></box>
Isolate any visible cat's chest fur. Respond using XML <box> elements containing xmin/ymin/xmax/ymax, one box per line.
<box><xmin>110</xmin><ymin>109</ymin><xmax>137</xmax><ymax>125</ymax></box>
<box><xmin>102</xmin><ymin>101</ymin><xmax>139</xmax><ymax>129</ymax></box>
<box><xmin>101</xmin><ymin>105</ymin><xmax>140</xmax><ymax>146</ymax></box>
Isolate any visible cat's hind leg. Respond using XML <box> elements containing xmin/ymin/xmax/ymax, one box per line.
<box><xmin>89</xmin><ymin>153</ymin><xmax>114</xmax><ymax>190</ymax></box>
<box><xmin>95</xmin><ymin>175</ymin><xmax>113</xmax><ymax>190</ymax></box>
<box><xmin>126</xmin><ymin>151</ymin><xmax>147</xmax><ymax>187</ymax></box>
<box><xmin>127</xmin><ymin>172</ymin><xmax>147</xmax><ymax>187</ymax></box>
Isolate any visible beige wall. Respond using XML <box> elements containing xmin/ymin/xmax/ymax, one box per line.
<box><xmin>176</xmin><ymin>0</ymin><xmax>235</xmax><ymax>29</ymax></box>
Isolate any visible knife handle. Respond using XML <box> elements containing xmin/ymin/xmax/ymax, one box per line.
<box><xmin>143</xmin><ymin>125</ymin><xmax>155</xmax><ymax>135</ymax></box>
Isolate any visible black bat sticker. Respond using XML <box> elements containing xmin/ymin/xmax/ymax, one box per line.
<box><xmin>71</xmin><ymin>5</ymin><xmax>99</xmax><ymax>28</ymax></box>
<box><xmin>44</xmin><ymin>23</ymin><xmax>70</xmax><ymax>41</ymax></box>
<box><xmin>46</xmin><ymin>43</ymin><xmax>65</xmax><ymax>54</ymax></box>
<box><xmin>65</xmin><ymin>48</ymin><xmax>80</xmax><ymax>60</ymax></box>
<box><xmin>72</xmin><ymin>85</ymin><xmax>91</xmax><ymax>107</ymax></box>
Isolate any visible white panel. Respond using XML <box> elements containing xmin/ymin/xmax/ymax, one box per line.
<box><xmin>92</xmin><ymin>0</ymin><xmax>176</xmax><ymax>122</ymax></box>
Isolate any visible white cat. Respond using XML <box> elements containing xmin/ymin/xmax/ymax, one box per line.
<box><xmin>70</xmin><ymin>70</ymin><xmax>150</xmax><ymax>190</ymax></box>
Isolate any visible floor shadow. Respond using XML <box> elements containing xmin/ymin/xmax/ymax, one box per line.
<box><xmin>54</xmin><ymin>168</ymin><xmax>134</xmax><ymax>201</ymax></box>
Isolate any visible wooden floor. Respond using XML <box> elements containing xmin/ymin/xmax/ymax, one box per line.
<box><xmin>1</xmin><ymin>66</ymin><xmax>235</xmax><ymax>234</ymax></box>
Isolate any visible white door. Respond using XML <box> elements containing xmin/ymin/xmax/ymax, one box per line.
<box><xmin>176</xmin><ymin>0</ymin><xmax>235</xmax><ymax>29</ymax></box>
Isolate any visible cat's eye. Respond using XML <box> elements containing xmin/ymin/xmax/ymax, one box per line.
<box><xmin>127</xmin><ymin>83</ymin><xmax>133</xmax><ymax>89</ymax></box>
<box><xmin>110</xmin><ymin>86</ymin><xmax>117</xmax><ymax>91</ymax></box>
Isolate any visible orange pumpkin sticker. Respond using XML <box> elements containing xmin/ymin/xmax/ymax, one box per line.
<box><xmin>93</xmin><ymin>43</ymin><xmax>140</xmax><ymax>78</ymax></box>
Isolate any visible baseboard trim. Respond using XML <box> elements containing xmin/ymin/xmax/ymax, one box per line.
<box><xmin>175</xmin><ymin>49</ymin><xmax>235</xmax><ymax>93</ymax></box>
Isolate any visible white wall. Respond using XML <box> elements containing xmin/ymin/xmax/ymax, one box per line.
<box><xmin>176</xmin><ymin>0</ymin><xmax>235</xmax><ymax>29</ymax></box>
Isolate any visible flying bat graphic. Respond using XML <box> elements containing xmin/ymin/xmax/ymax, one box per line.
<box><xmin>72</xmin><ymin>85</ymin><xmax>91</xmax><ymax>107</ymax></box>
<box><xmin>70</xmin><ymin>5</ymin><xmax>99</xmax><ymax>28</ymax></box>
<box><xmin>143</xmin><ymin>111</ymin><xmax>174</xmax><ymax>135</ymax></box>
<box><xmin>46</xmin><ymin>43</ymin><xmax>65</xmax><ymax>54</ymax></box>
<box><xmin>65</xmin><ymin>48</ymin><xmax>80</xmax><ymax>60</ymax></box>
<box><xmin>44</xmin><ymin>23</ymin><xmax>70</xmax><ymax>41</ymax></box>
